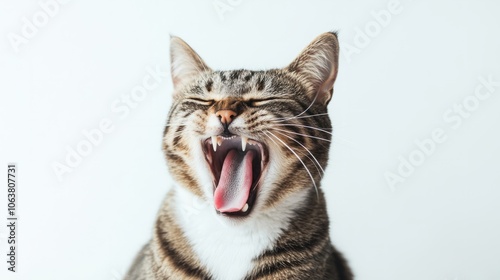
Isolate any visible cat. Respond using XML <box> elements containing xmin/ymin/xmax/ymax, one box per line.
<box><xmin>125</xmin><ymin>32</ymin><xmax>353</xmax><ymax>280</ymax></box>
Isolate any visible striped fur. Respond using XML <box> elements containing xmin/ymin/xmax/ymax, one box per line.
<box><xmin>125</xmin><ymin>32</ymin><xmax>353</xmax><ymax>280</ymax></box>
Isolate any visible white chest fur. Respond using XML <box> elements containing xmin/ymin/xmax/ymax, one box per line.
<box><xmin>173</xmin><ymin>187</ymin><xmax>306</xmax><ymax>280</ymax></box>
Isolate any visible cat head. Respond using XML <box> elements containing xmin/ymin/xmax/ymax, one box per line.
<box><xmin>163</xmin><ymin>33</ymin><xmax>339</xmax><ymax>223</ymax></box>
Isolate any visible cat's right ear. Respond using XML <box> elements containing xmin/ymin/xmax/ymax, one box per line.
<box><xmin>286</xmin><ymin>32</ymin><xmax>339</xmax><ymax>106</ymax></box>
<box><xmin>170</xmin><ymin>36</ymin><xmax>211</xmax><ymax>89</ymax></box>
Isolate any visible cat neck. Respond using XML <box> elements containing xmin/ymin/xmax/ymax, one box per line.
<box><xmin>169</xmin><ymin>184</ymin><xmax>322</xmax><ymax>280</ymax></box>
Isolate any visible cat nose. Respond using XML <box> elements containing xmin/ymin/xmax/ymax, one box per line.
<box><xmin>215</xmin><ymin>109</ymin><xmax>237</xmax><ymax>125</ymax></box>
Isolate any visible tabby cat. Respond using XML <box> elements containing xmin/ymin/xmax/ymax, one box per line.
<box><xmin>125</xmin><ymin>32</ymin><xmax>353</xmax><ymax>280</ymax></box>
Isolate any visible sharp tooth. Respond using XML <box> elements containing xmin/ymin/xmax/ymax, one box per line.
<box><xmin>241</xmin><ymin>203</ymin><xmax>249</xmax><ymax>212</ymax></box>
<box><xmin>211</xmin><ymin>136</ymin><xmax>217</xmax><ymax>152</ymax></box>
<box><xmin>242</xmin><ymin>136</ymin><xmax>248</xmax><ymax>151</ymax></box>
<box><xmin>217</xmin><ymin>136</ymin><xmax>223</xmax><ymax>146</ymax></box>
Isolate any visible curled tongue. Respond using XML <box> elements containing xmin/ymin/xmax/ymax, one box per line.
<box><xmin>214</xmin><ymin>149</ymin><xmax>256</xmax><ymax>213</ymax></box>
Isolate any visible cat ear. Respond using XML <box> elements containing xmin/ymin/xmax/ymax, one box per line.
<box><xmin>170</xmin><ymin>36</ymin><xmax>211</xmax><ymax>89</ymax></box>
<box><xmin>286</xmin><ymin>32</ymin><xmax>339</xmax><ymax>106</ymax></box>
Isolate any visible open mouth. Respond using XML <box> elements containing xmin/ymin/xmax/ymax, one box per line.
<box><xmin>202</xmin><ymin>135</ymin><xmax>268</xmax><ymax>217</ymax></box>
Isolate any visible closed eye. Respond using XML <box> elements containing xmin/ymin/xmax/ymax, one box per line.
<box><xmin>247</xmin><ymin>98</ymin><xmax>280</xmax><ymax>107</ymax></box>
<box><xmin>186</xmin><ymin>98</ymin><xmax>214</xmax><ymax>106</ymax></box>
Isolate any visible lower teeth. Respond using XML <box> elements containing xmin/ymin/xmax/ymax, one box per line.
<box><xmin>241</xmin><ymin>203</ymin><xmax>249</xmax><ymax>212</ymax></box>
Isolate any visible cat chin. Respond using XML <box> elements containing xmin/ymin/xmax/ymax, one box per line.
<box><xmin>174</xmin><ymin>188</ymin><xmax>302</xmax><ymax>230</ymax></box>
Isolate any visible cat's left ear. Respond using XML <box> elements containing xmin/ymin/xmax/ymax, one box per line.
<box><xmin>286</xmin><ymin>32</ymin><xmax>339</xmax><ymax>106</ymax></box>
<box><xmin>170</xmin><ymin>36</ymin><xmax>211</xmax><ymax>89</ymax></box>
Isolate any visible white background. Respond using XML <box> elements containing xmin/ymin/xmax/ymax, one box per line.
<box><xmin>1</xmin><ymin>0</ymin><xmax>499</xmax><ymax>279</ymax></box>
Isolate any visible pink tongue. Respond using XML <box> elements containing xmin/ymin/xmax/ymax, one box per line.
<box><xmin>214</xmin><ymin>149</ymin><xmax>255</xmax><ymax>213</ymax></box>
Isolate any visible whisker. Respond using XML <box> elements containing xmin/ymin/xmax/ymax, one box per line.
<box><xmin>268</xmin><ymin>127</ymin><xmax>331</xmax><ymax>142</ymax></box>
<box><xmin>304</xmin><ymin>153</ymin><xmax>323</xmax><ymax>179</ymax></box>
<box><xmin>273</xmin><ymin>123</ymin><xmax>333</xmax><ymax>135</ymax></box>
<box><xmin>263</xmin><ymin>131</ymin><xmax>319</xmax><ymax>201</ymax></box>
<box><xmin>277</xmin><ymin>91</ymin><xmax>319</xmax><ymax>122</ymax></box>
<box><xmin>273</xmin><ymin>130</ymin><xmax>325</xmax><ymax>175</ymax></box>
<box><xmin>271</xmin><ymin>112</ymin><xmax>329</xmax><ymax>123</ymax></box>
